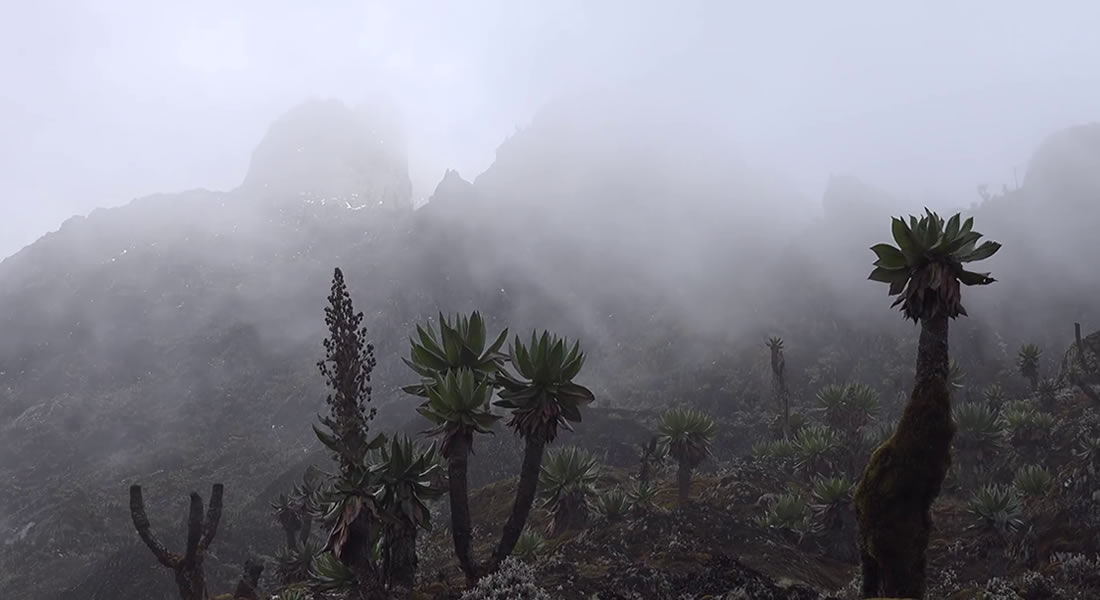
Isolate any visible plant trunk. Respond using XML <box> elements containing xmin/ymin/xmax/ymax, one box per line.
<box><xmin>344</xmin><ymin>509</ymin><xmax>380</xmax><ymax>590</ymax></box>
<box><xmin>855</xmin><ymin>314</ymin><xmax>954</xmax><ymax>599</ymax></box>
<box><xmin>773</xmin><ymin>375</ymin><xmax>790</xmax><ymax>440</ymax></box>
<box><xmin>547</xmin><ymin>494</ymin><xmax>587</xmax><ymax>538</ymax></box>
<box><xmin>446</xmin><ymin>432</ymin><xmax>479</xmax><ymax>586</ymax></box>
<box><xmin>281</xmin><ymin>522</ymin><xmax>299</xmax><ymax>551</ymax></box>
<box><xmin>677</xmin><ymin>463</ymin><xmax>692</xmax><ymax>507</ymax></box>
<box><xmin>385</xmin><ymin>522</ymin><xmax>418</xmax><ymax>593</ymax></box>
<box><xmin>174</xmin><ymin>559</ymin><xmax>207</xmax><ymax>600</ymax></box>
<box><xmin>300</xmin><ymin>515</ymin><xmax>312</xmax><ymax>548</ymax></box>
<box><xmin>491</xmin><ymin>435</ymin><xmax>546</xmax><ymax>567</ymax></box>
<box><xmin>782</xmin><ymin>384</ymin><xmax>790</xmax><ymax>440</ymax></box>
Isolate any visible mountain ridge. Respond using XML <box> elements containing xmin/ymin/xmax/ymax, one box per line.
<box><xmin>2</xmin><ymin>99</ymin><xmax>1100</xmax><ymax>599</ymax></box>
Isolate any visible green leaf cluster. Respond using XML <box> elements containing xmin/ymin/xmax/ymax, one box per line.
<box><xmin>966</xmin><ymin>483</ymin><xmax>1024</xmax><ymax>535</ymax></box>
<box><xmin>401</xmin><ymin>311</ymin><xmax>508</xmax><ymax>396</ymax></box>
<box><xmin>657</xmin><ymin>408</ymin><xmax>716</xmax><ymax>469</ymax></box>
<box><xmin>868</xmin><ymin>209</ymin><xmax>1001</xmax><ymax>321</ymax></box>
<box><xmin>1013</xmin><ymin>464</ymin><xmax>1053</xmax><ymax>497</ymax></box>
<box><xmin>816</xmin><ymin>383</ymin><xmax>878</xmax><ymax>433</ymax></box>
<box><xmin>593</xmin><ymin>487</ymin><xmax>630</xmax><ymax>521</ymax></box>
<box><xmin>495</xmin><ymin>331</ymin><xmax>595</xmax><ymax>443</ymax></box>
<box><xmin>417</xmin><ymin>369</ymin><xmax>502</xmax><ymax>456</ymax></box>
<box><xmin>371</xmin><ymin>434</ymin><xmax>445</xmax><ymax>532</ymax></box>
<box><xmin>538</xmin><ymin>446</ymin><xmax>601</xmax><ymax>515</ymax></box>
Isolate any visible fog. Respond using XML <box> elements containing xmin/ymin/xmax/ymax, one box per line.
<box><xmin>4</xmin><ymin>1</ymin><xmax>1100</xmax><ymax>259</ymax></box>
<box><xmin>4</xmin><ymin>4</ymin><xmax>1100</xmax><ymax>597</ymax></box>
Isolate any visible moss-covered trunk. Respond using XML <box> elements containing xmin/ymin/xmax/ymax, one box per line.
<box><xmin>855</xmin><ymin>314</ymin><xmax>954</xmax><ymax>599</ymax></box>
<box><xmin>492</xmin><ymin>435</ymin><xmax>546</xmax><ymax>566</ymax></box>
<box><xmin>446</xmin><ymin>431</ymin><xmax>479</xmax><ymax>586</ymax></box>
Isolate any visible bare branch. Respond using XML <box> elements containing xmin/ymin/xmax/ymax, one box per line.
<box><xmin>129</xmin><ymin>485</ymin><xmax>178</xmax><ymax>568</ymax></box>
<box><xmin>199</xmin><ymin>483</ymin><xmax>224</xmax><ymax>552</ymax></box>
<box><xmin>184</xmin><ymin>492</ymin><xmax>204</xmax><ymax>562</ymax></box>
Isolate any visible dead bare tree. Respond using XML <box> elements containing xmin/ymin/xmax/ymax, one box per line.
<box><xmin>1071</xmin><ymin>322</ymin><xmax>1100</xmax><ymax>404</ymax></box>
<box><xmin>767</xmin><ymin>336</ymin><xmax>790</xmax><ymax>440</ymax></box>
<box><xmin>130</xmin><ymin>483</ymin><xmax>224</xmax><ymax>600</ymax></box>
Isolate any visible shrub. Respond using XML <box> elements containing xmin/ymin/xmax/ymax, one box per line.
<box><xmin>953</xmin><ymin>402</ymin><xmax>1004</xmax><ymax>469</ymax></box>
<box><xmin>791</xmin><ymin>424</ymin><xmax>839</xmax><ymax>476</ymax></box>
<box><xmin>626</xmin><ymin>480</ymin><xmax>660</xmax><ymax>514</ymax></box>
<box><xmin>811</xmin><ymin>476</ymin><xmax>853</xmax><ymax>506</ymax></box>
<box><xmin>817</xmin><ymin>383</ymin><xmax>878</xmax><ymax>433</ymax></box>
<box><xmin>983</xmin><ymin>383</ymin><xmax>1007</xmax><ymax>407</ymax></box>
<box><xmin>272</xmin><ymin>586</ymin><xmax>308</xmax><ymax>600</ymax></box>
<box><xmin>751</xmin><ymin>438</ymin><xmax>796</xmax><ymax>462</ymax></box>
<box><xmin>1036</xmin><ymin>377</ymin><xmax>1058</xmax><ymax>409</ymax></box>
<box><xmin>511</xmin><ymin>529</ymin><xmax>546</xmax><ymax>562</ymax></box>
<box><xmin>755</xmin><ymin>492</ymin><xmax>813</xmax><ymax>536</ymax></box>
<box><xmin>308</xmin><ymin>551</ymin><xmax>358</xmax><ymax>594</ymax></box>
<box><xmin>862</xmin><ymin>421</ymin><xmax>896</xmax><ymax>450</ymax></box>
<box><xmin>593</xmin><ymin>487</ymin><xmax>631</xmax><ymax>521</ymax></box>
<box><xmin>967</xmin><ymin>484</ymin><xmax>1023</xmax><ymax>535</ymax></box>
<box><xmin>539</xmin><ymin>446</ymin><xmax>600</xmax><ymax>537</ymax></box>
<box><xmin>460</xmin><ymin>557</ymin><xmax>551</xmax><ymax>600</ymax></box>
<box><xmin>1012</xmin><ymin>465</ymin><xmax>1053</xmax><ymax>497</ymax></box>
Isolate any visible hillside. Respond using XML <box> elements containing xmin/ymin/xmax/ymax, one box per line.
<box><xmin>2</xmin><ymin>99</ymin><xmax>1100</xmax><ymax>599</ymax></box>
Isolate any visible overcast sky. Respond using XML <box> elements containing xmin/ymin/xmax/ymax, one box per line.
<box><xmin>2</xmin><ymin>0</ymin><xmax>1099</xmax><ymax>259</ymax></box>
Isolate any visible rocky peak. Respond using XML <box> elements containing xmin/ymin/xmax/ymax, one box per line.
<box><xmin>1024</xmin><ymin>123</ymin><xmax>1100</xmax><ymax>188</ymax></box>
<box><xmin>428</xmin><ymin>169</ymin><xmax>476</xmax><ymax>205</ymax></box>
<box><xmin>820</xmin><ymin>174</ymin><xmax>896</xmax><ymax>222</ymax></box>
<box><xmin>239</xmin><ymin>98</ymin><xmax>412</xmax><ymax>209</ymax></box>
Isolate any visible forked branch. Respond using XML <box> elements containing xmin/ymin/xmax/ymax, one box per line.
<box><xmin>129</xmin><ymin>483</ymin><xmax>224</xmax><ymax>600</ymax></box>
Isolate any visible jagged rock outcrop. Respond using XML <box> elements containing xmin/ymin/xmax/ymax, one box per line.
<box><xmin>1023</xmin><ymin>123</ymin><xmax>1100</xmax><ymax>205</ymax></box>
<box><xmin>1060</xmin><ymin>326</ymin><xmax>1100</xmax><ymax>386</ymax></box>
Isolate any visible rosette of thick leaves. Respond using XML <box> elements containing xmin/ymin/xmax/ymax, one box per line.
<box><xmin>370</xmin><ymin>434</ymin><xmax>445</xmax><ymax>532</ymax></box>
<box><xmin>401</xmin><ymin>312</ymin><xmax>508</xmax><ymax>397</ymax></box>
<box><xmin>494</xmin><ymin>331</ymin><xmax>595</xmax><ymax>443</ymax></box>
<box><xmin>317</xmin><ymin>462</ymin><xmax>384</xmax><ymax>564</ymax></box>
<box><xmin>868</xmin><ymin>209</ymin><xmax>1001</xmax><ymax>322</ymax></box>
<box><xmin>657</xmin><ymin>407</ymin><xmax>716</xmax><ymax>470</ymax></box>
<box><xmin>538</xmin><ymin>446</ymin><xmax>600</xmax><ymax>528</ymax></box>
<box><xmin>417</xmin><ymin>369</ymin><xmax>502</xmax><ymax>456</ymax></box>
<box><xmin>309</xmin><ymin>551</ymin><xmax>361</xmax><ymax>593</ymax></box>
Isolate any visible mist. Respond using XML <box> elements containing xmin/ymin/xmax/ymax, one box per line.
<box><xmin>4</xmin><ymin>1</ymin><xmax>1100</xmax><ymax>260</ymax></box>
<box><xmin>3</xmin><ymin>3</ymin><xmax>1100</xmax><ymax>598</ymax></box>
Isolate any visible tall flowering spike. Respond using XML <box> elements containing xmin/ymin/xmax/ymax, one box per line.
<box><xmin>315</xmin><ymin>267</ymin><xmax>378</xmax><ymax>474</ymax></box>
